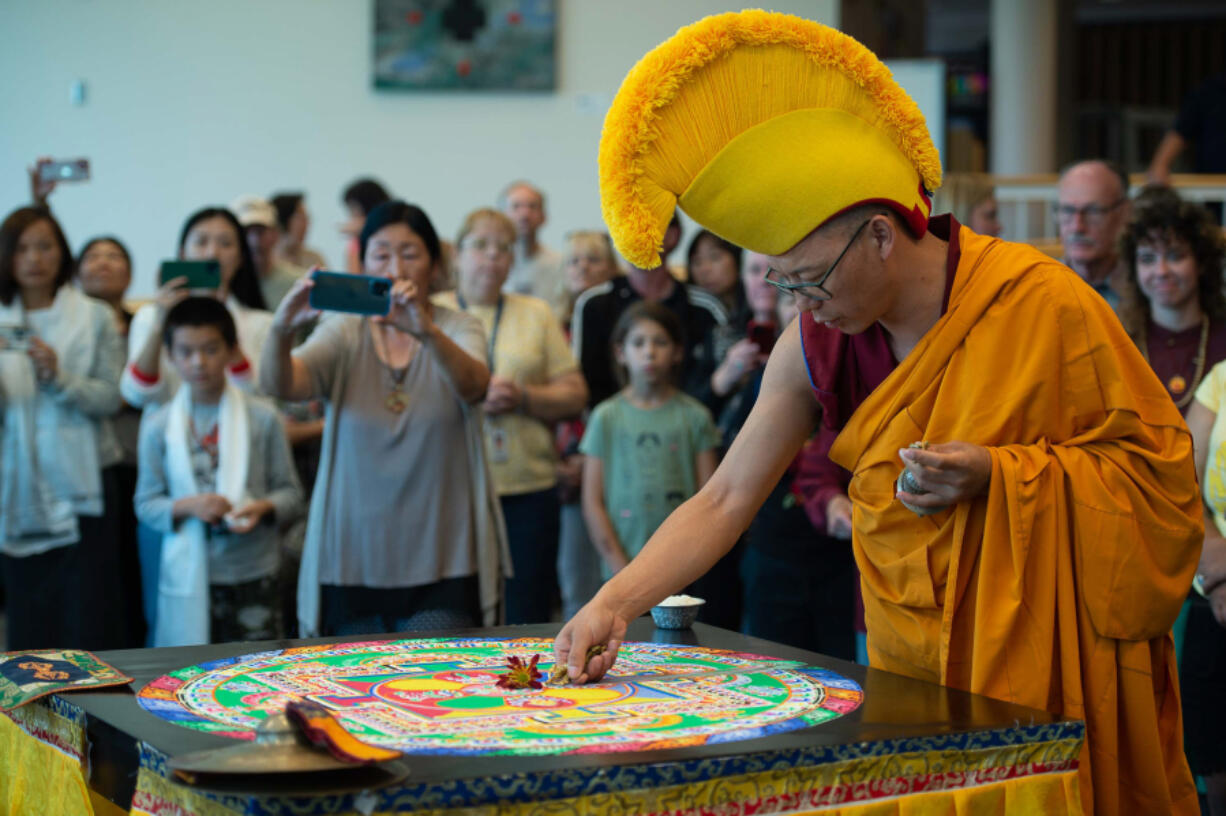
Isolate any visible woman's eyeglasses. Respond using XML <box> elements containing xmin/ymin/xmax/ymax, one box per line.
<box><xmin>461</xmin><ymin>237</ymin><xmax>513</xmax><ymax>256</ymax></box>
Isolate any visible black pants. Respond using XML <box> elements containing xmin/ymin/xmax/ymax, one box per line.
<box><xmin>501</xmin><ymin>488</ymin><xmax>560</xmax><ymax>625</ymax></box>
<box><xmin>685</xmin><ymin>538</ymin><xmax>746</xmax><ymax>631</ymax></box>
<box><xmin>112</xmin><ymin>462</ymin><xmax>146</xmax><ymax>647</ymax></box>
<box><xmin>1180</xmin><ymin>593</ymin><xmax>1226</xmax><ymax>775</ymax></box>
<box><xmin>2</xmin><ymin>467</ymin><xmax>137</xmax><ymax>651</ymax></box>
<box><xmin>210</xmin><ymin>574</ymin><xmax>283</xmax><ymax>643</ymax></box>
<box><xmin>739</xmin><ymin>477</ymin><xmax>856</xmax><ymax>661</ymax></box>
<box><xmin>320</xmin><ymin>575</ymin><xmax>481</xmax><ymax>636</ymax></box>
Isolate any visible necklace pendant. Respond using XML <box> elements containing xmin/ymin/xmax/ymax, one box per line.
<box><xmin>1168</xmin><ymin>374</ymin><xmax>1188</xmax><ymax>395</ymax></box>
<box><xmin>385</xmin><ymin>391</ymin><xmax>408</xmax><ymax>414</ymax></box>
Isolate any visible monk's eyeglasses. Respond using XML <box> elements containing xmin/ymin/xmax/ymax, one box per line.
<box><xmin>764</xmin><ymin>219</ymin><xmax>871</xmax><ymax>302</ymax></box>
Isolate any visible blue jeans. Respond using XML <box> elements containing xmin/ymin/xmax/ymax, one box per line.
<box><xmin>137</xmin><ymin>521</ymin><xmax>162</xmax><ymax>646</ymax></box>
<box><xmin>557</xmin><ymin>502</ymin><xmax>602</xmax><ymax>620</ymax></box>
<box><xmin>501</xmin><ymin>488</ymin><xmax>560</xmax><ymax>625</ymax></box>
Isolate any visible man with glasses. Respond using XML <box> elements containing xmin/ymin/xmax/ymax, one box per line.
<box><xmin>1056</xmin><ymin>160</ymin><xmax>1131</xmax><ymax>310</ymax></box>
<box><xmin>558</xmin><ymin>11</ymin><xmax>1200</xmax><ymax>815</ymax></box>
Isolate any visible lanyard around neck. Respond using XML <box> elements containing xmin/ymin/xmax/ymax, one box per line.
<box><xmin>455</xmin><ymin>290</ymin><xmax>504</xmax><ymax>370</ymax></box>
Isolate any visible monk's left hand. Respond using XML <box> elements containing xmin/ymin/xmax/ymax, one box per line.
<box><xmin>897</xmin><ymin>441</ymin><xmax>991</xmax><ymax>511</ymax></box>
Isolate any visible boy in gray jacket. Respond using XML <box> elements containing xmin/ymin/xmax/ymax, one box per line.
<box><xmin>135</xmin><ymin>297</ymin><xmax>302</xmax><ymax>645</ymax></box>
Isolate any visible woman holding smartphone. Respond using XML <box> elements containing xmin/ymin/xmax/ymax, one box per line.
<box><xmin>261</xmin><ymin>200</ymin><xmax>508</xmax><ymax>636</ymax></box>
<box><xmin>434</xmin><ymin>209</ymin><xmax>587</xmax><ymax>624</ymax></box>
<box><xmin>0</xmin><ymin>207</ymin><xmax>130</xmax><ymax>650</ymax></box>
<box><xmin>691</xmin><ymin>231</ymin><xmax>773</xmax><ymax>409</ymax></box>
<box><xmin>121</xmin><ymin>207</ymin><xmax>271</xmax><ymax>408</ymax></box>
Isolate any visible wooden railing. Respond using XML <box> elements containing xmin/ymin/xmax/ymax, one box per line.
<box><xmin>992</xmin><ymin>173</ymin><xmax>1226</xmax><ymax>245</ymax></box>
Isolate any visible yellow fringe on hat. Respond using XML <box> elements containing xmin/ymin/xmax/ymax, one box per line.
<box><xmin>599</xmin><ymin>9</ymin><xmax>942</xmax><ymax>268</ymax></box>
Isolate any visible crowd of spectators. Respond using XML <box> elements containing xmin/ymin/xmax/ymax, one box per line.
<box><xmin>3</xmin><ymin>143</ymin><xmax>1226</xmax><ymax>806</ymax></box>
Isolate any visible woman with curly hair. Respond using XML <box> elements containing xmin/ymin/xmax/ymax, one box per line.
<box><xmin>1119</xmin><ymin>189</ymin><xmax>1226</xmax><ymax>414</ymax></box>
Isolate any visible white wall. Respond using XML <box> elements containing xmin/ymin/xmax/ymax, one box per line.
<box><xmin>884</xmin><ymin>60</ymin><xmax>946</xmax><ymax>168</ymax></box>
<box><xmin>0</xmin><ymin>0</ymin><xmax>837</xmax><ymax>295</ymax></box>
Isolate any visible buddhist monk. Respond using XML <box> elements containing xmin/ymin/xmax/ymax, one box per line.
<box><xmin>556</xmin><ymin>11</ymin><xmax>1201</xmax><ymax>815</ymax></box>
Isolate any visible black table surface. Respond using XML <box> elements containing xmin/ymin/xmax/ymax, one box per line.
<box><xmin>67</xmin><ymin>621</ymin><xmax>1076</xmax><ymax>807</ymax></box>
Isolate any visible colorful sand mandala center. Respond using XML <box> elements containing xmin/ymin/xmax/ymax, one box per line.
<box><xmin>137</xmin><ymin>637</ymin><xmax>863</xmax><ymax>755</ymax></box>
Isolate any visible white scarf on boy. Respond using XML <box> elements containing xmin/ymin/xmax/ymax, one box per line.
<box><xmin>154</xmin><ymin>381</ymin><xmax>250</xmax><ymax>647</ymax></box>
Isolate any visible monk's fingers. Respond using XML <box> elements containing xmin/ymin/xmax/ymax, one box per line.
<box><xmin>899</xmin><ymin>445</ymin><xmax>943</xmax><ymax>468</ymax></box>
<box><xmin>587</xmin><ymin>639</ymin><xmax>622</xmax><ymax>683</ymax></box>
<box><xmin>902</xmin><ymin>446</ymin><xmax>988</xmax><ymax>492</ymax></box>
<box><xmin>563</xmin><ymin>645</ymin><xmax>589</xmax><ymax>683</ymax></box>
<box><xmin>901</xmin><ymin>446</ymin><xmax>970</xmax><ymax>476</ymax></box>
<box><xmin>899</xmin><ymin>461</ymin><xmax>949</xmax><ymax>495</ymax></box>
<box><xmin>896</xmin><ymin>488</ymin><xmax>952</xmax><ymax>511</ymax></box>
<box><xmin>554</xmin><ymin>628</ymin><xmax>574</xmax><ymax>665</ymax></box>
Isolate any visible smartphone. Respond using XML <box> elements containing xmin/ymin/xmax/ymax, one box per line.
<box><xmin>159</xmin><ymin>260</ymin><xmax>221</xmax><ymax>291</ymax></box>
<box><xmin>38</xmin><ymin>158</ymin><xmax>90</xmax><ymax>184</ymax></box>
<box><xmin>0</xmin><ymin>325</ymin><xmax>32</xmax><ymax>352</ymax></box>
<box><xmin>309</xmin><ymin>271</ymin><xmax>391</xmax><ymax>316</ymax></box>
<box><xmin>746</xmin><ymin>320</ymin><xmax>777</xmax><ymax>355</ymax></box>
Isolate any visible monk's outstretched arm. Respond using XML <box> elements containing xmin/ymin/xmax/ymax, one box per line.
<box><xmin>557</xmin><ymin>321</ymin><xmax>820</xmax><ymax>680</ymax></box>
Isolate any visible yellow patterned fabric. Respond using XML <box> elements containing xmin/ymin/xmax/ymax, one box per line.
<box><xmin>598</xmin><ymin>10</ymin><xmax>940</xmax><ymax>268</ymax></box>
<box><xmin>391</xmin><ymin>774</ymin><xmax>1080</xmax><ymax>816</ymax></box>
<box><xmin>128</xmin><ymin>737</ymin><xmax>1082</xmax><ymax>816</ymax></box>
<box><xmin>128</xmin><ymin>771</ymin><xmax>1080</xmax><ymax>816</ymax></box>
<box><xmin>0</xmin><ymin>705</ymin><xmax>93</xmax><ymax>816</ymax></box>
<box><xmin>131</xmin><ymin>765</ymin><xmax>246</xmax><ymax>816</ymax></box>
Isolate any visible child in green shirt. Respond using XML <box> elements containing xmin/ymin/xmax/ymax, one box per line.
<box><xmin>580</xmin><ymin>302</ymin><xmax>720</xmax><ymax>577</ymax></box>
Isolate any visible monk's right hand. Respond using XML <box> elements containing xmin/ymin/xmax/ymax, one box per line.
<box><xmin>555</xmin><ymin>598</ymin><xmax>627</xmax><ymax>684</ymax></box>
<box><xmin>273</xmin><ymin>274</ymin><xmax>319</xmax><ymax>336</ymax></box>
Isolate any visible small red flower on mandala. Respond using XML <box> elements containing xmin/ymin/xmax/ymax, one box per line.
<box><xmin>496</xmin><ymin>654</ymin><xmax>543</xmax><ymax>690</ymax></box>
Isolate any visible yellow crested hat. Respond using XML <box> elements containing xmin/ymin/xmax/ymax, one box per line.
<box><xmin>599</xmin><ymin>10</ymin><xmax>942</xmax><ymax>269</ymax></box>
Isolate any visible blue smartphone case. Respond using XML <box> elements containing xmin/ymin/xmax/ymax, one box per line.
<box><xmin>309</xmin><ymin>271</ymin><xmax>392</xmax><ymax>316</ymax></box>
<box><xmin>159</xmin><ymin>260</ymin><xmax>221</xmax><ymax>290</ymax></box>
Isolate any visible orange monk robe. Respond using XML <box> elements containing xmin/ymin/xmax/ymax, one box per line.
<box><xmin>827</xmin><ymin>227</ymin><xmax>1201</xmax><ymax>815</ymax></box>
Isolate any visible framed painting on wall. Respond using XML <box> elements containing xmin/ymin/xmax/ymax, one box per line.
<box><xmin>374</xmin><ymin>0</ymin><xmax>556</xmax><ymax>91</ymax></box>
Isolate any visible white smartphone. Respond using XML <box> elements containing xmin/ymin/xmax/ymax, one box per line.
<box><xmin>38</xmin><ymin>158</ymin><xmax>90</xmax><ymax>184</ymax></box>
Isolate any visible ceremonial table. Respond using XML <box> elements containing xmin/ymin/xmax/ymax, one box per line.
<box><xmin>0</xmin><ymin>621</ymin><xmax>1083</xmax><ymax>815</ymax></box>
